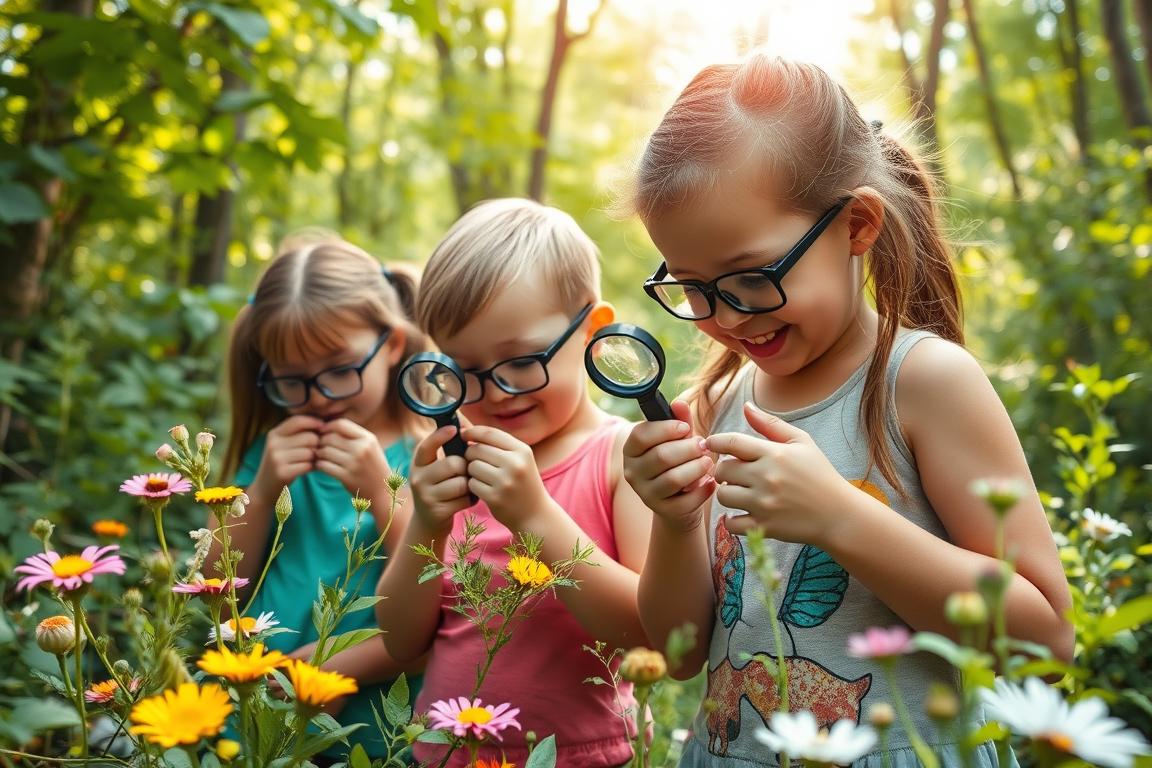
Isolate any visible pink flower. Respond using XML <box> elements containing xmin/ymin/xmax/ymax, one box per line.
<box><xmin>172</xmin><ymin>576</ymin><xmax>249</xmax><ymax>596</ymax></box>
<box><xmin>119</xmin><ymin>473</ymin><xmax>192</xmax><ymax>499</ymax></box>
<box><xmin>15</xmin><ymin>545</ymin><xmax>127</xmax><ymax>593</ymax></box>
<box><xmin>85</xmin><ymin>677</ymin><xmax>142</xmax><ymax>704</ymax></box>
<box><xmin>427</xmin><ymin>697</ymin><xmax>521</xmax><ymax>741</ymax></box>
<box><xmin>847</xmin><ymin>626</ymin><xmax>913</xmax><ymax>661</ymax></box>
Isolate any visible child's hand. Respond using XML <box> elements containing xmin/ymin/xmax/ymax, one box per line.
<box><xmin>253</xmin><ymin>415</ymin><xmax>324</xmax><ymax>496</ymax></box>
<box><xmin>707</xmin><ymin>402</ymin><xmax>851</xmax><ymax>545</ymax></box>
<box><xmin>409</xmin><ymin>425</ymin><xmax>471</xmax><ymax>531</ymax></box>
<box><xmin>622</xmin><ymin>400</ymin><xmax>715</xmax><ymax>532</ymax></box>
<box><xmin>316</xmin><ymin>418</ymin><xmax>390</xmax><ymax>495</ymax></box>
<box><xmin>460</xmin><ymin>425</ymin><xmax>549</xmax><ymax>529</ymax></box>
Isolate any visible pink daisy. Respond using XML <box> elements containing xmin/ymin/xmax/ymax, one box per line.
<box><xmin>85</xmin><ymin>677</ymin><xmax>142</xmax><ymax>704</ymax></box>
<box><xmin>119</xmin><ymin>473</ymin><xmax>192</xmax><ymax>499</ymax></box>
<box><xmin>847</xmin><ymin>626</ymin><xmax>914</xmax><ymax>661</ymax></box>
<box><xmin>172</xmin><ymin>576</ymin><xmax>250</xmax><ymax>596</ymax></box>
<box><xmin>427</xmin><ymin>697</ymin><xmax>521</xmax><ymax>741</ymax></box>
<box><xmin>15</xmin><ymin>545</ymin><xmax>127</xmax><ymax>593</ymax></box>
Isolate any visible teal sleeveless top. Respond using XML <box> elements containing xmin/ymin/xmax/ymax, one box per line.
<box><xmin>236</xmin><ymin>434</ymin><xmax>420</xmax><ymax>758</ymax></box>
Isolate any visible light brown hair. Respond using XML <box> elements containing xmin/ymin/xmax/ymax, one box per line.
<box><xmin>222</xmin><ymin>232</ymin><xmax>429</xmax><ymax>479</ymax></box>
<box><xmin>629</xmin><ymin>54</ymin><xmax>962</xmax><ymax>493</ymax></box>
<box><xmin>417</xmin><ymin>198</ymin><xmax>601</xmax><ymax>339</ymax></box>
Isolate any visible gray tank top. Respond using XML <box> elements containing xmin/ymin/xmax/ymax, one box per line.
<box><xmin>680</xmin><ymin>331</ymin><xmax>1005</xmax><ymax>768</ymax></box>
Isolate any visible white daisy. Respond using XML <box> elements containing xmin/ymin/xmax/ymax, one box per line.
<box><xmin>1079</xmin><ymin>508</ymin><xmax>1132</xmax><ymax>542</ymax></box>
<box><xmin>207</xmin><ymin>611</ymin><xmax>279</xmax><ymax>644</ymax></box>
<box><xmin>755</xmin><ymin>711</ymin><xmax>877</xmax><ymax>765</ymax></box>
<box><xmin>982</xmin><ymin>677</ymin><xmax>1150</xmax><ymax>768</ymax></box>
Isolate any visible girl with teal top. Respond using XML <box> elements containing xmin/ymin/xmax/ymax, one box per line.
<box><xmin>215</xmin><ymin>231</ymin><xmax>429</xmax><ymax>762</ymax></box>
<box><xmin>619</xmin><ymin>54</ymin><xmax>1073</xmax><ymax>766</ymax></box>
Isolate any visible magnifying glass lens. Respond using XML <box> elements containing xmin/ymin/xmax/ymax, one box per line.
<box><xmin>588</xmin><ymin>336</ymin><xmax>661</xmax><ymax>389</ymax></box>
<box><xmin>401</xmin><ymin>361</ymin><xmax>464</xmax><ymax>410</ymax></box>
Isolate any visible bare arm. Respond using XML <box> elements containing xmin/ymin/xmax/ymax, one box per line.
<box><xmin>622</xmin><ymin>402</ymin><xmax>718</xmax><ymax>678</ymax></box>
<box><xmin>836</xmin><ymin>338</ymin><xmax>1073</xmax><ymax>658</ymax></box>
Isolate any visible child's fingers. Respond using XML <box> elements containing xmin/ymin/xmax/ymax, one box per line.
<box><xmin>722</xmin><ymin>513</ymin><xmax>760</xmax><ymax>537</ymax></box>
<box><xmin>623</xmin><ymin>419</ymin><xmax>693</xmax><ymax>458</ymax></box>
<box><xmin>705</xmin><ymin>431</ymin><xmax>769</xmax><ymax>462</ymax></box>
<box><xmin>650</xmin><ymin>455</ymin><xmax>714</xmax><ymax>499</ymax></box>
<box><xmin>715</xmin><ymin>484</ymin><xmax>758</xmax><ymax>516</ymax></box>
<box><xmin>277</xmin><ymin>415</ymin><xmax>326</xmax><ymax>435</ymax></box>
<box><xmin>318</xmin><ymin>417</ymin><xmax>370</xmax><ymax>439</ymax></box>
<box><xmin>412</xmin><ymin>425</ymin><xmax>463</xmax><ymax>467</ymax></box>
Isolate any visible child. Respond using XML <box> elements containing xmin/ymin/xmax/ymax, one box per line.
<box><xmin>216</xmin><ymin>232</ymin><xmax>428</xmax><ymax>762</ymax></box>
<box><xmin>376</xmin><ymin>199</ymin><xmax>653</xmax><ymax>768</ymax></box>
<box><xmin>620</xmin><ymin>54</ymin><xmax>1073</xmax><ymax>766</ymax></box>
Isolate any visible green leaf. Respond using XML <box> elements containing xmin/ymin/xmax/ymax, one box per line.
<box><xmin>27</xmin><ymin>144</ymin><xmax>76</xmax><ymax>181</ymax></box>
<box><xmin>344</xmin><ymin>595</ymin><xmax>382</xmax><ymax>613</ymax></box>
<box><xmin>1098</xmin><ymin>594</ymin><xmax>1152</xmax><ymax>639</ymax></box>
<box><xmin>348</xmin><ymin>744</ymin><xmax>372</xmax><ymax>768</ymax></box>
<box><xmin>324</xmin><ymin>627</ymin><xmax>383</xmax><ymax>657</ymax></box>
<box><xmin>7</xmin><ymin>697</ymin><xmax>82</xmax><ymax>732</ymax></box>
<box><xmin>381</xmin><ymin>674</ymin><xmax>412</xmax><ymax>726</ymax></box>
<box><xmin>162</xmin><ymin>747</ymin><xmax>194</xmax><ymax>768</ymax></box>
<box><xmin>525</xmin><ymin>734</ymin><xmax>558</xmax><ymax>768</ymax></box>
<box><xmin>0</xmin><ymin>182</ymin><xmax>48</xmax><ymax>223</ymax></box>
<box><xmin>193</xmin><ymin>3</ymin><xmax>270</xmax><ymax>46</ymax></box>
<box><xmin>329</xmin><ymin>0</ymin><xmax>378</xmax><ymax>36</ymax></box>
<box><xmin>217</xmin><ymin>89</ymin><xmax>272</xmax><ymax>113</ymax></box>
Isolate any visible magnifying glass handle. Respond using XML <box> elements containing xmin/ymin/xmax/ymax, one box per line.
<box><xmin>436</xmin><ymin>414</ymin><xmax>477</xmax><ymax>505</ymax></box>
<box><xmin>639</xmin><ymin>390</ymin><xmax>675</xmax><ymax>421</ymax></box>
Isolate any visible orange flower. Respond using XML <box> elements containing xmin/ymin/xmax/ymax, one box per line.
<box><xmin>92</xmin><ymin>519</ymin><xmax>129</xmax><ymax>538</ymax></box>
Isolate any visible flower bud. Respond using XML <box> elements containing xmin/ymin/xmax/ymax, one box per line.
<box><xmin>619</xmin><ymin>647</ymin><xmax>667</xmax><ymax>685</ymax></box>
<box><xmin>969</xmin><ymin>477</ymin><xmax>1027</xmax><ymax>518</ymax></box>
<box><xmin>143</xmin><ymin>551</ymin><xmax>172</xmax><ymax>583</ymax></box>
<box><xmin>155</xmin><ymin>443</ymin><xmax>176</xmax><ymax>463</ymax></box>
<box><xmin>31</xmin><ymin>518</ymin><xmax>55</xmax><ymax>547</ymax></box>
<box><xmin>386</xmin><ymin>473</ymin><xmax>407</xmax><ymax>493</ymax></box>
<box><xmin>274</xmin><ymin>487</ymin><xmax>293</xmax><ymax>524</ymax></box>
<box><xmin>157</xmin><ymin>648</ymin><xmax>194</xmax><ymax>689</ymax></box>
<box><xmin>215</xmin><ymin>739</ymin><xmax>241</xmax><ymax>762</ymax></box>
<box><xmin>228</xmin><ymin>492</ymin><xmax>250</xmax><ymax>519</ymax></box>
<box><xmin>925</xmin><ymin>683</ymin><xmax>960</xmax><ymax>722</ymax></box>
<box><xmin>945</xmin><ymin>591</ymin><xmax>988</xmax><ymax>627</ymax></box>
<box><xmin>976</xmin><ymin>562</ymin><xmax>1013</xmax><ymax>604</ymax></box>
<box><xmin>867</xmin><ymin>702</ymin><xmax>896</xmax><ymax>729</ymax></box>
<box><xmin>169</xmin><ymin>424</ymin><xmax>189</xmax><ymax>443</ymax></box>
<box><xmin>196</xmin><ymin>431</ymin><xmax>215</xmax><ymax>454</ymax></box>
<box><xmin>113</xmin><ymin>659</ymin><xmax>134</xmax><ymax>680</ymax></box>
<box><xmin>351</xmin><ymin>496</ymin><xmax>372</xmax><ymax>518</ymax></box>
<box><xmin>36</xmin><ymin>616</ymin><xmax>80</xmax><ymax>656</ymax></box>
<box><xmin>122</xmin><ymin>588</ymin><xmax>144</xmax><ymax>612</ymax></box>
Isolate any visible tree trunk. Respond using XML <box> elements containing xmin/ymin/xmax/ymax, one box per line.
<box><xmin>188</xmin><ymin>68</ymin><xmax>248</xmax><ymax>288</ymax></box>
<box><xmin>1134</xmin><ymin>0</ymin><xmax>1152</xmax><ymax>89</ymax></box>
<box><xmin>960</xmin><ymin>0</ymin><xmax>1022</xmax><ymax>198</ymax></box>
<box><xmin>433</xmin><ymin>29</ymin><xmax>472</xmax><ymax>215</ymax></box>
<box><xmin>1100</xmin><ymin>0</ymin><xmax>1152</xmax><ymax>199</ymax></box>
<box><xmin>887</xmin><ymin>0</ymin><xmax>949</xmax><ymax>165</ymax></box>
<box><xmin>527</xmin><ymin>0</ymin><xmax>606</xmax><ymax>202</ymax></box>
<box><xmin>337</xmin><ymin>53</ymin><xmax>361</xmax><ymax>228</ymax></box>
<box><xmin>1056</xmin><ymin>0</ymin><xmax>1093</xmax><ymax>166</ymax></box>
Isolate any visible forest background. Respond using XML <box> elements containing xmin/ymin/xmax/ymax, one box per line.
<box><xmin>1</xmin><ymin>0</ymin><xmax>1151</xmax><ymax>743</ymax></box>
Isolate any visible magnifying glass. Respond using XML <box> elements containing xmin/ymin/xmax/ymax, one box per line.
<box><xmin>397</xmin><ymin>352</ymin><xmax>470</xmax><ymax>459</ymax></box>
<box><xmin>584</xmin><ymin>323</ymin><xmax>674</xmax><ymax>421</ymax></box>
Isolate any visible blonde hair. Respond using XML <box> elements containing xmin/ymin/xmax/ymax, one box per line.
<box><xmin>222</xmin><ymin>232</ymin><xmax>429</xmax><ymax>479</ymax></box>
<box><xmin>417</xmin><ymin>198</ymin><xmax>601</xmax><ymax>339</ymax></box>
<box><xmin>630</xmin><ymin>54</ymin><xmax>962</xmax><ymax>494</ymax></box>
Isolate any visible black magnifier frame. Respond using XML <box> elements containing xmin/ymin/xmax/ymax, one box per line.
<box><xmin>396</xmin><ymin>352</ymin><xmax>469</xmax><ymax>459</ymax></box>
<box><xmin>584</xmin><ymin>323</ymin><xmax>675</xmax><ymax>421</ymax></box>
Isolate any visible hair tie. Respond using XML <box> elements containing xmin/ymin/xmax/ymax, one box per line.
<box><xmin>246</xmin><ymin>293</ymin><xmax>255</xmax><ymax>305</ymax></box>
<box><xmin>380</xmin><ymin>265</ymin><xmax>394</xmax><ymax>285</ymax></box>
<box><xmin>869</xmin><ymin>119</ymin><xmax>884</xmax><ymax>135</ymax></box>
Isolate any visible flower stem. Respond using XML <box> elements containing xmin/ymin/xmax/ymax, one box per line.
<box><xmin>151</xmin><ymin>501</ymin><xmax>171</xmax><ymax>565</ymax></box>
<box><xmin>881</xmin><ymin>664</ymin><xmax>937</xmax><ymax>768</ymax></box>
<box><xmin>69</xmin><ymin>598</ymin><xmax>89</xmax><ymax>758</ymax></box>
<box><xmin>631</xmin><ymin>684</ymin><xmax>652</xmax><ymax>768</ymax></box>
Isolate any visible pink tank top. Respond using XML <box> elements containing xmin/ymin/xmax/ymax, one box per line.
<box><xmin>413</xmin><ymin>420</ymin><xmax>637</xmax><ymax>768</ymax></box>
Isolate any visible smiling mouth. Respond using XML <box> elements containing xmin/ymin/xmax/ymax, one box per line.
<box><xmin>742</xmin><ymin>328</ymin><xmax>782</xmax><ymax>345</ymax></box>
<box><xmin>494</xmin><ymin>406</ymin><xmax>533</xmax><ymax>420</ymax></box>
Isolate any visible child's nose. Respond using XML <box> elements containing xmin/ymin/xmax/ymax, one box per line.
<box><xmin>711</xmin><ymin>300</ymin><xmax>750</xmax><ymax>330</ymax></box>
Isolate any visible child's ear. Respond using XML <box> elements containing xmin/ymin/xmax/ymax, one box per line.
<box><xmin>385</xmin><ymin>326</ymin><xmax>407</xmax><ymax>367</ymax></box>
<box><xmin>847</xmin><ymin>187</ymin><xmax>885</xmax><ymax>257</ymax></box>
<box><xmin>585</xmin><ymin>302</ymin><xmax>616</xmax><ymax>343</ymax></box>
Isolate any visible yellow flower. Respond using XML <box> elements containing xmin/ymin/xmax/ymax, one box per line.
<box><xmin>195</xmin><ymin>486</ymin><xmax>246</xmax><ymax>505</ymax></box>
<box><xmin>129</xmin><ymin>682</ymin><xmax>232</xmax><ymax>748</ymax></box>
<box><xmin>92</xmin><ymin>519</ymin><xmax>128</xmax><ymax>538</ymax></box>
<box><xmin>619</xmin><ymin>647</ymin><xmax>667</xmax><ymax>685</ymax></box>
<box><xmin>285</xmin><ymin>659</ymin><xmax>358</xmax><ymax>710</ymax></box>
<box><xmin>506</xmin><ymin>556</ymin><xmax>552</xmax><ymax>588</ymax></box>
<box><xmin>197</xmin><ymin>643</ymin><xmax>287</xmax><ymax>684</ymax></box>
<box><xmin>215</xmin><ymin>739</ymin><xmax>241</xmax><ymax>762</ymax></box>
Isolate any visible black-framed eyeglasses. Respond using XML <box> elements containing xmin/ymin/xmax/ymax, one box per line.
<box><xmin>257</xmin><ymin>329</ymin><xmax>392</xmax><ymax>408</ymax></box>
<box><xmin>462</xmin><ymin>303</ymin><xmax>594</xmax><ymax>404</ymax></box>
<box><xmin>643</xmin><ymin>199</ymin><xmax>849</xmax><ymax>321</ymax></box>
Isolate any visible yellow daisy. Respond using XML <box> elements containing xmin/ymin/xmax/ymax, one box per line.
<box><xmin>285</xmin><ymin>659</ymin><xmax>358</xmax><ymax>710</ymax></box>
<box><xmin>129</xmin><ymin>682</ymin><xmax>232</xmax><ymax>747</ymax></box>
<box><xmin>197</xmin><ymin>643</ymin><xmax>287</xmax><ymax>684</ymax></box>
<box><xmin>506</xmin><ymin>556</ymin><xmax>552</xmax><ymax>588</ymax></box>
<box><xmin>195</xmin><ymin>486</ymin><xmax>246</xmax><ymax>505</ymax></box>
